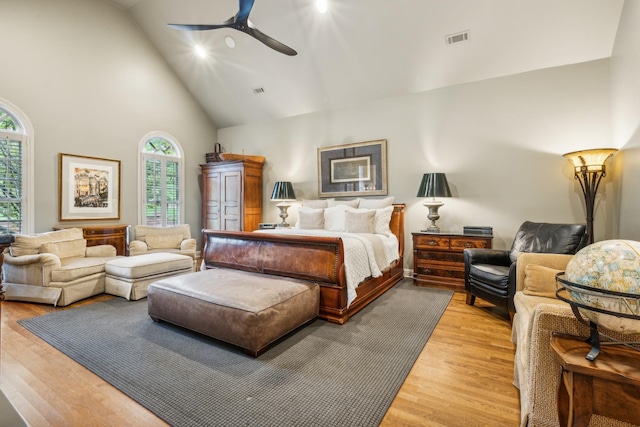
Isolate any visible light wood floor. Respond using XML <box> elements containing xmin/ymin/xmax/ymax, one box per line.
<box><xmin>1</xmin><ymin>291</ymin><xmax>520</xmax><ymax>427</ymax></box>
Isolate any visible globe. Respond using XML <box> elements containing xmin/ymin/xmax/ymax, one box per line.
<box><xmin>564</xmin><ymin>239</ymin><xmax>640</xmax><ymax>334</ymax></box>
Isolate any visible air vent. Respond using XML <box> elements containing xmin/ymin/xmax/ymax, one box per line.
<box><xmin>253</xmin><ymin>87</ymin><xmax>265</xmax><ymax>95</ymax></box>
<box><xmin>445</xmin><ymin>30</ymin><xmax>470</xmax><ymax>46</ymax></box>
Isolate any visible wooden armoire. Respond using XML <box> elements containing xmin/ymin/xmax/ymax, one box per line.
<box><xmin>200</xmin><ymin>160</ymin><xmax>264</xmax><ymax>232</ymax></box>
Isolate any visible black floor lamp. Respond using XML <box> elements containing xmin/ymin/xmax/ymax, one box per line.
<box><xmin>563</xmin><ymin>148</ymin><xmax>618</xmax><ymax>245</ymax></box>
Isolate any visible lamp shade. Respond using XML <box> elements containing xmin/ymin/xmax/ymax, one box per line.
<box><xmin>417</xmin><ymin>173</ymin><xmax>452</xmax><ymax>198</ymax></box>
<box><xmin>563</xmin><ymin>148</ymin><xmax>618</xmax><ymax>173</ymax></box>
<box><xmin>271</xmin><ymin>181</ymin><xmax>296</xmax><ymax>201</ymax></box>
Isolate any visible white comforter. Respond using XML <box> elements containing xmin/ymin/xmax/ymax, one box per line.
<box><xmin>255</xmin><ymin>229</ymin><xmax>399</xmax><ymax>306</ymax></box>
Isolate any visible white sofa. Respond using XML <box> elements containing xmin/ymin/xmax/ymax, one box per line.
<box><xmin>2</xmin><ymin>228</ymin><xmax>118</xmax><ymax>306</ymax></box>
<box><xmin>128</xmin><ymin>224</ymin><xmax>197</xmax><ymax>261</ymax></box>
<box><xmin>512</xmin><ymin>252</ymin><xmax>640</xmax><ymax>427</ymax></box>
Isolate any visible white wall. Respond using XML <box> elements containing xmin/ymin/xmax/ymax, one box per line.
<box><xmin>219</xmin><ymin>60</ymin><xmax>614</xmax><ymax>269</ymax></box>
<box><xmin>612</xmin><ymin>0</ymin><xmax>640</xmax><ymax>240</ymax></box>
<box><xmin>0</xmin><ymin>0</ymin><xmax>217</xmax><ymax>240</ymax></box>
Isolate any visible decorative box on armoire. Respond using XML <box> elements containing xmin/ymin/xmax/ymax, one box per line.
<box><xmin>200</xmin><ymin>159</ymin><xmax>264</xmax><ymax>232</ymax></box>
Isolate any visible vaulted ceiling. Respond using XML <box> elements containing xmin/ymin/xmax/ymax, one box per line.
<box><xmin>107</xmin><ymin>0</ymin><xmax>624</xmax><ymax>129</ymax></box>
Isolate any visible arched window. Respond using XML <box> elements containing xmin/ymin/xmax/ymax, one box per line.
<box><xmin>138</xmin><ymin>132</ymin><xmax>184</xmax><ymax>227</ymax></box>
<box><xmin>0</xmin><ymin>99</ymin><xmax>34</xmax><ymax>234</ymax></box>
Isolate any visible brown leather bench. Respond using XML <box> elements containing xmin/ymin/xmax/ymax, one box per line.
<box><xmin>147</xmin><ymin>268</ymin><xmax>319</xmax><ymax>356</ymax></box>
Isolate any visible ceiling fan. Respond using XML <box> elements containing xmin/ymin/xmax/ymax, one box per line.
<box><xmin>168</xmin><ymin>0</ymin><xmax>297</xmax><ymax>56</ymax></box>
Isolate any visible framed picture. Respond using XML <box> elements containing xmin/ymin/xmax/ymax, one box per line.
<box><xmin>318</xmin><ymin>139</ymin><xmax>387</xmax><ymax>197</ymax></box>
<box><xmin>59</xmin><ymin>153</ymin><xmax>121</xmax><ymax>221</ymax></box>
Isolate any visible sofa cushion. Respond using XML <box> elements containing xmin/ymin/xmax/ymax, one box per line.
<box><xmin>10</xmin><ymin>228</ymin><xmax>84</xmax><ymax>257</ymax></box>
<box><xmin>51</xmin><ymin>257</ymin><xmax>110</xmax><ymax>283</ymax></box>
<box><xmin>146</xmin><ymin>233</ymin><xmax>184</xmax><ymax>250</ymax></box>
<box><xmin>41</xmin><ymin>239</ymin><xmax>87</xmax><ymax>259</ymax></box>
<box><xmin>523</xmin><ymin>264</ymin><xmax>562</xmax><ymax>299</ymax></box>
<box><xmin>134</xmin><ymin>225</ymin><xmax>191</xmax><ymax>243</ymax></box>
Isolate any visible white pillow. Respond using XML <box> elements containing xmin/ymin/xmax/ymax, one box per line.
<box><xmin>324</xmin><ymin>205</ymin><xmax>349</xmax><ymax>232</ymax></box>
<box><xmin>345</xmin><ymin>209</ymin><xmax>376</xmax><ymax>233</ymax></box>
<box><xmin>327</xmin><ymin>199</ymin><xmax>360</xmax><ymax>208</ymax></box>
<box><xmin>302</xmin><ymin>199</ymin><xmax>333</xmax><ymax>209</ymax></box>
<box><xmin>357</xmin><ymin>196</ymin><xmax>394</xmax><ymax>209</ymax></box>
<box><xmin>372</xmin><ymin>206</ymin><xmax>394</xmax><ymax>235</ymax></box>
<box><xmin>297</xmin><ymin>208</ymin><xmax>325</xmax><ymax>229</ymax></box>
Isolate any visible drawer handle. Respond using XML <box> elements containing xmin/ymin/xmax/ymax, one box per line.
<box><xmin>464</xmin><ymin>242</ymin><xmax>473</xmax><ymax>248</ymax></box>
<box><xmin>428</xmin><ymin>240</ymin><xmax>438</xmax><ymax>246</ymax></box>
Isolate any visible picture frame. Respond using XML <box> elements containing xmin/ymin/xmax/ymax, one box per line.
<box><xmin>317</xmin><ymin>139</ymin><xmax>387</xmax><ymax>197</ymax></box>
<box><xmin>59</xmin><ymin>153</ymin><xmax>121</xmax><ymax>221</ymax></box>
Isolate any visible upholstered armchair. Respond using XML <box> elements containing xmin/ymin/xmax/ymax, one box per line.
<box><xmin>463</xmin><ymin>221</ymin><xmax>587</xmax><ymax>319</ymax></box>
<box><xmin>2</xmin><ymin>228</ymin><xmax>118</xmax><ymax>306</ymax></box>
<box><xmin>129</xmin><ymin>225</ymin><xmax>197</xmax><ymax>260</ymax></box>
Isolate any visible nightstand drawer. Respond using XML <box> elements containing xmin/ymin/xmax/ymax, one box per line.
<box><xmin>415</xmin><ymin>250</ymin><xmax>463</xmax><ymax>263</ymax></box>
<box><xmin>450</xmin><ymin>237</ymin><xmax>491</xmax><ymax>250</ymax></box>
<box><xmin>413</xmin><ymin>235</ymin><xmax>450</xmax><ymax>250</ymax></box>
<box><xmin>412</xmin><ymin>231</ymin><xmax>493</xmax><ymax>292</ymax></box>
<box><xmin>415</xmin><ymin>265</ymin><xmax>465</xmax><ymax>280</ymax></box>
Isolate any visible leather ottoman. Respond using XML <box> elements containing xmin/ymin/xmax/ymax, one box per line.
<box><xmin>105</xmin><ymin>253</ymin><xmax>194</xmax><ymax>301</ymax></box>
<box><xmin>147</xmin><ymin>268</ymin><xmax>320</xmax><ymax>356</ymax></box>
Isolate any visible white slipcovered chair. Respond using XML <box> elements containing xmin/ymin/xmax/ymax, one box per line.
<box><xmin>129</xmin><ymin>225</ymin><xmax>197</xmax><ymax>261</ymax></box>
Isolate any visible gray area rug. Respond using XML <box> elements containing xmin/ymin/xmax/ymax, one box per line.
<box><xmin>19</xmin><ymin>279</ymin><xmax>452</xmax><ymax>427</ymax></box>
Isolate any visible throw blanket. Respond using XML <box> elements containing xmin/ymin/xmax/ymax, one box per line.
<box><xmin>256</xmin><ymin>229</ymin><xmax>399</xmax><ymax>305</ymax></box>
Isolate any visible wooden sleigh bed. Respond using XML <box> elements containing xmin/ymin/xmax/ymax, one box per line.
<box><xmin>201</xmin><ymin>204</ymin><xmax>405</xmax><ymax>324</ymax></box>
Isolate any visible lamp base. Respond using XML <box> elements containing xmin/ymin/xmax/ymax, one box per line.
<box><xmin>423</xmin><ymin>200</ymin><xmax>444</xmax><ymax>234</ymax></box>
<box><xmin>276</xmin><ymin>203</ymin><xmax>291</xmax><ymax>228</ymax></box>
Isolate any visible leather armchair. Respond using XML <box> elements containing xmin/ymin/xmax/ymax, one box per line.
<box><xmin>463</xmin><ymin>221</ymin><xmax>587</xmax><ymax>319</ymax></box>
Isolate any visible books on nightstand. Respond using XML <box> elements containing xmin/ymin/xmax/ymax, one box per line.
<box><xmin>463</xmin><ymin>226</ymin><xmax>493</xmax><ymax>236</ymax></box>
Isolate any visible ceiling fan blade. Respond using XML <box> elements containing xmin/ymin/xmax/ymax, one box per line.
<box><xmin>167</xmin><ymin>23</ymin><xmax>232</xmax><ymax>31</ymax></box>
<box><xmin>168</xmin><ymin>17</ymin><xmax>235</xmax><ymax>32</ymax></box>
<box><xmin>245</xmin><ymin>25</ymin><xmax>297</xmax><ymax>56</ymax></box>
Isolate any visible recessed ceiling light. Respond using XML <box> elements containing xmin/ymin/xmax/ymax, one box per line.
<box><xmin>316</xmin><ymin>0</ymin><xmax>328</xmax><ymax>13</ymax></box>
<box><xmin>224</xmin><ymin>36</ymin><xmax>236</xmax><ymax>49</ymax></box>
<box><xmin>194</xmin><ymin>45</ymin><xmax>208</xmax><ymax>58</ymax></box>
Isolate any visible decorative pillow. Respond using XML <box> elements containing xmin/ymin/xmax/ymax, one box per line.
<box><xmin>146</xmin><ymin>233</ymin><xmax>184</xmax><ymax>250</ymax></box>
<box><xmin>10</xmin><ymin>228</ymin><xmax>84</xmax><ymax>257</ymax></box>
<box><xmin>523</xmin><ymin>264</ymin><xmax>563</xmax><ymax>299</ymax></box>
<box><xmin>372</xmin><ymin>205</ymin><xmax>394</xmax><ymax>235</ymax></box>
<box><xmin>297</xmin><ymin>208</ymin><xmax>325</xmax><ymax>229</ymax></box>
<box><xmin>324</xmin><ymin>205</ymin><xmax>349</xmax><ymax>232</ymax></box>
<box><xmin>40</xmin><ymin>239</ymin><xmax>87</xmax><ymax>259</ymax></box>
<box><xmin>345</xmin><ymin>209</ymin><xmax>376</xmax><ymax>233</ymax></box>
<box><xmin>302</xmin><ymin>199</ymin><xmax>333</xmax><ymax>209</ymax></box>
<box><xmin>327</xmin><ymin>199</ymin><xmax>360</xmax><ymax>208</ymax></box>
<box><xmin>357</xmin><ymin>196</ymin><xmax>394</xmax><ymax>209</ymax></box>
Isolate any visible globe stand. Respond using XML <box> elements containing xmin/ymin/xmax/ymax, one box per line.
<box><xmin>556</xmin><ymin>274</ymin><xmax>640</xmax><ymax>360</ymax></box>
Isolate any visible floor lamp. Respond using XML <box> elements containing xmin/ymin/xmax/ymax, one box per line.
<box><xmin>563</xmin><ymin>148</ymin><xmax>618</xmax><ymax>245</ymax></box>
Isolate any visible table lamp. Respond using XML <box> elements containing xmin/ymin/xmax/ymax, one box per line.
<box><xmin>417</xmin><ymin>173</ymin><xmax>452</xmax><ymax>233</ymax></box>
<box><xmin>271</xmin><ymin>181</ymin><xmax>297</xmax><ymax>227</ymax></box>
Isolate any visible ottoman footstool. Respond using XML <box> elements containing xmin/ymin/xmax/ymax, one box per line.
<box><xmin>105</xmin><ymin>253</ymin><xmax>194</xmax><ymax>301</ymax></box>
<box><xmin>147</xmin><ymin>268</ymin><xmax>320</xmax><ymax>357</ymax></box>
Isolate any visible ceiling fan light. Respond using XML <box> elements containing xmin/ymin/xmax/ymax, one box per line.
<box><xmin>194</xmin><ymin>45</ymin><xmax>208</xmax><ymax>58</ymax></box>
<box><xmin>224</xmin><ymin>36</ymin><xmax>236</xmax><ymax>49</ymax></box>
<box><xmin>316</xmin><ymin>0</ymin><xmax>328</xmax><ymax>13</ymax></box>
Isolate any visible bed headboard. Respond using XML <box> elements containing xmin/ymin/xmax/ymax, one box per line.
<box><xmin>390</xmin><ymin>204</ymin><xmax>405</xmax><ymax>258</ymax></box>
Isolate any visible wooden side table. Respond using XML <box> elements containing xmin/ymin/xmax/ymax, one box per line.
<box><xmin>551</xmin><ymin>334</ymin><xmax>640</xmax><ymax>427</ymax></box>
<box><xmin>412</xmin><ymin>232</ymin><xmax>492</xmax><ymax>292</ymax></box>
<box><xmin>55</xmin><ymin>224</ymin><xmax>130</xmax><ymax>256</ymax></box>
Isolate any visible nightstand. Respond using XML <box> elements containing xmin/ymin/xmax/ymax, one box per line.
<box><xmin>412</xmin><ymin>231</ymin><xmax>493</xmax><ymax>292</ymax></box>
